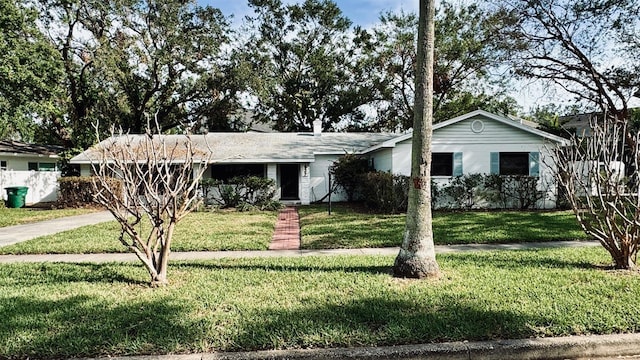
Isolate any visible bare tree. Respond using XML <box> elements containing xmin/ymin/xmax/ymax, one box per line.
<box><xmin>552</xmin><ymin>116</ymin><xmax>640</xmax><ymax>269</ymax></box>
<box><xmin>90</xmin><ymin>126</ymin><xmax>209</xmax><ymax>286</ymax></box>
<box><xmin>393</xmin><ymin>0</ymin><xmax>441</xmax><ymax>279</ymax></box>
<box><xmin>498</xmin><ymin>0</ymin><xmax>640</xmax><ymax>270</ymax></box>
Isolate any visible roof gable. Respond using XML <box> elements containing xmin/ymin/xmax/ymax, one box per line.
<box><xmin>363</xmin><ymin>110</ymin><xmax>569</xmax><ymax>151</ymax></box>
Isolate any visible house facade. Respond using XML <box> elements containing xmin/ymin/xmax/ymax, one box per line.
<box><xmin>71</xmin><ymin>110</ymin><xmax>569</xmax><ymax>208</ymax></box>
<box><xmin>0</xmin><ymin>141</ymin><xmax>64</xmax><ymax>204</ymax></box>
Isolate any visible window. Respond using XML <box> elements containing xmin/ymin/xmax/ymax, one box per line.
<box><xmin>0</xmin><ymin>161</ymin><xmax>6</xmax><ymax>170</ymax></box>
<box><xmin>28</xmin><ymin>162</ymin><xmax>57</xmax><ymax>171</ymax></box>
<box><xmin>431</xmin><ymin>152</ymin><xmax>463</xmax><ymax>176</ymax></box>
<box><xmin>211</xmin><ymin>164</ymin><xmax>265</xmax><ymax>182</ymax></box>
<box><xmin>491</xmin><ymin>152</ymin><xmax>539</xmax><ymax>176</ymax></box>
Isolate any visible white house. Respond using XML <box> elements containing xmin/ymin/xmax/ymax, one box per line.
<box><xmin>70</xmin><ymin>110</ymin><xmax>569</xmax><ymax>208</ymax></box>
<box><xmin>0</xmin><ymin>141</ymin><xmax>63</xmax><ymax>204</ymax></box>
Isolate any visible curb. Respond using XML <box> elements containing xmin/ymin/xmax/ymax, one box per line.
<box><xmin>85</xmin><ymin>333</ymin><xmax>640</xmax><ymax>360</ymax></box>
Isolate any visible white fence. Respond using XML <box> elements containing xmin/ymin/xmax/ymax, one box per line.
<box><xmin>0</xmin><ymin>171</ymin><xmax>60</xmax><ymax>204</ymax></box>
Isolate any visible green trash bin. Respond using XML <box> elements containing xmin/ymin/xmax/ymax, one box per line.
<box><xmin>5</xmin><ymin>186</ymin><xmax>28</xmax><ymax>208</ymax></box>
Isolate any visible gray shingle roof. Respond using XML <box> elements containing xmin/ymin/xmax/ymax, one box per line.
<box><xmin>0</xmin><ymin>141</ymin><xmax>64</xmax><ymax>157</ymax></box>
<box><xmin>71</xmin><ymin>132</ymin><xmax>401</xmax><ymax>164</ymax></box>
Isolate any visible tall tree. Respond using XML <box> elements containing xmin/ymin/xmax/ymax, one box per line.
<box><xmin>0</xmin><ymin>0</ymin><xmax>63</xmax><ymax>141</ymax></box>
<box><xmin>496</xmin><ymin>0</ymin><xmax>639</xmax><ymax>121</ymax></box>
<box><xmin>497</xmin><ymin>0</ymin><xmax>640</xmax><ymax>269</ymax></box>
<box><xmin>356</xmin><ymin>2</ymin><xmax>516</xmax><ymax>131</ymax></box>
<box><xmin>242</xmin><ymin>0</ymin><xmax>373</xmax><ymax>132</ymax></box>
<box><xmin>37</xmin><ymin>0</ymin><xmax>234</xmax><ymax>149</ymax></box>
<box><xmin>393</xmin><ymin>0</ymin><xmax>441</xmax><ymax>279</ymax></box>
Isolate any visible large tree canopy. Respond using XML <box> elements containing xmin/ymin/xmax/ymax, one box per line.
<box><xmin>355</xmin><ymin>2</ymin><xmax>517</xmax><ymax>131</ymax></box>
<box><xmin>35</xmin><ymin>0</ymin><xmax>233</xmax><ymax>149</ymax></box>
<box><xmin>0</xmin><ymin>0</ymin><xmax>63</xmax><ymax>141</ymax></box>
<box><xmin>241</xmin><ymin>0</ymin><xmax>375</xmax><ymax>132</ymax></box>
<box><xmin>496</xmin><ymin>0</ymin><xmax>640</xmax><ymax>120</ymax></box>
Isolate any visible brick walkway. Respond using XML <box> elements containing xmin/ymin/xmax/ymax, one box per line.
<box><xmin>268</xmin><ymin>206</ymin><xmax>301</xmax><ymax>250</ymax></box>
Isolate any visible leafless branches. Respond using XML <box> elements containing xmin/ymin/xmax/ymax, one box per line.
<box><xmin>90</xmin><ymin>124</ymin><xmax>209</xmax><ymax>286</ymax></box>
<box><xmin>551</xmin><ymin>114</ymin><xmax>640</xmax><ymax>269</ymax></box>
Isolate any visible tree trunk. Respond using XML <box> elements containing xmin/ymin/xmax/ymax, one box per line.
<box><xmin>393</xmin><ymin>0</ymin><xmax>440</xmax><ymax>279</ymax></box>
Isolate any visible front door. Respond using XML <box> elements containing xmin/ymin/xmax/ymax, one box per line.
<box><xmin>280</xmin><ymin>164</ymin><xmax>299</xmax><ymax>200</ymax></box>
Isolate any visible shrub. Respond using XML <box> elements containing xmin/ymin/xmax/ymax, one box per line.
<box><xmin>484</xmin><ymin>174</ymin><xmax>546</xmax><ymax>210</ymax></box>
<box><xmin>329</xmin><ymin>154</ymin><xmax>370</xmax><ymax>202</ymax></box>
<box><xmin>202</xmin><ymin>176</ymin><xmax>279</xmax><ymax>211</ymax></box>
<box><xmin>361</xmin><ymin>172</ymin><xmax>409</xmax><ymax>213</ymax></box>
<box><xmin>441</xmin><ymin>173</ymin><xmax>485</xmax><ymax>209</ymax></box>
<box><xmin>58</xmin><ymin>176</ymin><xmax>122</xmax><ymax>208</ymax></box>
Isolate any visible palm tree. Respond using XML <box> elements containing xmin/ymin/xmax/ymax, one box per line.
<box><xmin>393</xmin><ymin>0</ymin><xmax>441</xmax><ymax>279</ymax></box>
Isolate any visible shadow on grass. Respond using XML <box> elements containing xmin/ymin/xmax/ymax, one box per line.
<box><xmin>447</xmin><ymin>251</ymin><xmax>600</xmax><ymax>271</ymax></box>
<box><xmin>0</xmin><ymin>294</ymin><xmax>198</xmax><ymax>359</ymax></box>
<box><xmin>2</xmin><ymin>262</ymin><xmax>148</xmax><ymax>285</ymax></box>
<box><xmin>231</xmin><ymin>296</ymin><xmax>543</xmax><ymax>351</ymax></box>
<box><xmin>174</xmin><ymin>261</ymin><xmax>394</xmax><ymax>276</ymax></box>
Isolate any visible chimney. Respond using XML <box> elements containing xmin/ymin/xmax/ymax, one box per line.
<box><xmin>313</xmin><ymin>120</ymin><xmax>322</xmax><ymax>136</ymax></box>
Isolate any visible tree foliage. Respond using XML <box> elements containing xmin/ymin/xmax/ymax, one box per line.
<box><xmin>241</xmin><ymin>0</ymin><xmax>375</xmax><ymax>132</ymax></box>
<box><xmin>34</xmin><ymin>0</ymin><xmax>234</xmax><ymax>148</ymax></box>
<box><xmin>500</xmin><ymin>0</ymin><xmax>640</xmax><ymax>270</ymax></box>
<box><xmin>0</xmin><ymin>0</ymin><xmax>63</xmax><ymax>141</ymax></box>
<box><xmin>496</xmin><ymin>0</ymin><xmax>640</xmax><ymax>120</ymax></box>
<box><xmin>355</xmin><ymin>2</ymin><xmax>517</xmax><ymax>131</ymax></box>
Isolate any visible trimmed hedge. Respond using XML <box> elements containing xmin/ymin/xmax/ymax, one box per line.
<box><xmin>58</xmin><ymin>176</ymin><xmax>123</xmax><ymax>208</ymax></box>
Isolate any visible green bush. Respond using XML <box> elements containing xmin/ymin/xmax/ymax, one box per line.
<box><xmin>484</xmin><ymin>174</ymin><xmax>546</xmax><ymax>210</ymax></box>
<box><xmin>441</xmin><ymin>173</ymin><xmax>485</xmax><ymax>209</ymax></box>
<box><xmin>361</xmin><ymin>172</ymin><xmax>409</xmax><ymax>213</ymax></box>
<box><xmin>329</xmin><ymin>154</ymin><xmax>370</xmax><ymax>202</ymax></box>
<box><xmin>202</xmin><ymin>176</ymin><xmax>280</xmax><ymax>211</ymax></box>
<box><xmin>58</xmin><ymin>176</ymin><xmax>122</xmax><ymax>208</ymax></box>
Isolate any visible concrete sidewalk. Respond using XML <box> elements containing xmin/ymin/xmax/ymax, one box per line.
<box><xmin>0</xmin><ymin>211</ymin><xmax>114</xmax><ymax>247</ymax></box>
<box><xmin>85</xmin><ymin>333</ymin><xmax>640</xmax><ymax>360</ymax></box>
<box><xmin>0</xmin><ymin>240</ymin><xmax>601</xmax><ymax>263</ymax></box>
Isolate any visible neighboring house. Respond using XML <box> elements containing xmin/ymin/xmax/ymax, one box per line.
<box><xmin>0</xmin><ymin>141</ymin><xmax>64</xmax><ymax>204</ymax></box>
<box><xmin>70</xmin><ymin>110</ymin><xmax>569</xmax><ymax>208</ymax></box>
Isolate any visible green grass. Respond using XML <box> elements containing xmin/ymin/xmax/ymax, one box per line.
<box><xmin>0</xmin><ymin>211</ymin><xmax>277</xmax><ymax>254</ymax></box>
<box><xmin>1</xmin><ymin>247</ymin><xmax>639</xmax><ymax>359</ymax></box>
<box><xmin>299</xmin><ymin>204</ymin><xmax>590</xmax><ymax>249</ymax></box>
<box><xmin>0</xmin><ymin>207</ymin><xmax>95</xmax><ymax>228</ymax></box>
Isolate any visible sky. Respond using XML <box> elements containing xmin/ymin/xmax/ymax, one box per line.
<box><xmin>201</xmin><ymin>0</ymin><xmax>419</xmax><ymax>28</ymax></box>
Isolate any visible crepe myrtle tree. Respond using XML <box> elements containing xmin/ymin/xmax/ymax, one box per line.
<box><xmin>550</xmin><ymin>114</ymin><xmax>640</xmax><ymax>270</ymax></box>
<box><xmin>90</xmin><ymin>124</ymin><xmax>209</xmax><ymax>286</ymax></box>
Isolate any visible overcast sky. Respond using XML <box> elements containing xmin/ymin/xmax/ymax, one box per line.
<box><xmin>201</xmin><ymin>0</ymin><xmax>420</xmax><ymax>27</ymax></box>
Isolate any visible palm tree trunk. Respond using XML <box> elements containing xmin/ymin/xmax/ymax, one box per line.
<box><xmin>393</xmin><ymin>0</ymin><xmax>440</xmax><ymax>279</ymax></box>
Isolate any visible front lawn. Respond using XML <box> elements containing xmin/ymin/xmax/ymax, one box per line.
<box><xmin>299</xmin><ymin>204</ymin><xmax>589</xmax><ymax>249</ymax></box>
<box><xmin>0</xmin><ymin>207</ymin><xmax>95</xmax><ymax>228</ymax></box>
<box><xmin>1</xmin><ymin>247</ymin><xmax>638</xmax><ymax>359</ymax></box>
<box><xmin>0</xmin><ymin>210</ymin><xmax>277</xmax><ymax>254</ymax></box>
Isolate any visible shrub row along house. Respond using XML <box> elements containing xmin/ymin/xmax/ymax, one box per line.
<box><xmin>70</xmin><ymin>110</ymin><xmax>568</xmax><ymax>209</ymax></box>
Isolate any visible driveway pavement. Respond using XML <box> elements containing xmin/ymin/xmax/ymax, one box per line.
<box><xmin>0</xmin><ymin>211</ymin><xmax>114</xmax><ymax>247</ymax></box>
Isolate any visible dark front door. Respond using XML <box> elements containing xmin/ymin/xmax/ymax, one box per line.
<box><xmin>280</xmin><ymin>164</ymin><xmax>299</xmax><ymax>200</ymax></box>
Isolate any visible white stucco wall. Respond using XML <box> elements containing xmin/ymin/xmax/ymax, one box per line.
<box><xmin>309</xmin><ymin>154</ymin><xmax>348</xmax><ymax>202</ymax></box>
<box><xmin>0</xmin><ymin>170</ymin><xmax>60</xmax><ymax>204</ymax></box>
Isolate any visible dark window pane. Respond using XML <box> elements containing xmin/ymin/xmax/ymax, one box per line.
<box><xmin>28</xmin><ymin>162</ymin><xmax>38</xmax><ymax>171</ymax></box>
<box><xmin>499</xmin><ymin>152</ymin><xmax>529</xmax><ymax>175</ymax></box>
<box><xmin>432</xmin><ymin>153</ymin><xmax>453</xmax><ymax>176</ymax></box>
<box><xmin>0</xmin><ymin>161</ymin><xmax>6</xmax><ymax>170</ymax></box>
<box><xmin>39</xmin><ymin>162</ymin><xmax>56</xmax><ymax>171</ymax></box>
<box><xmin>211</xmin><ymin>164</ymin><xmax>265</xmax><ymax>182</ymax></box>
